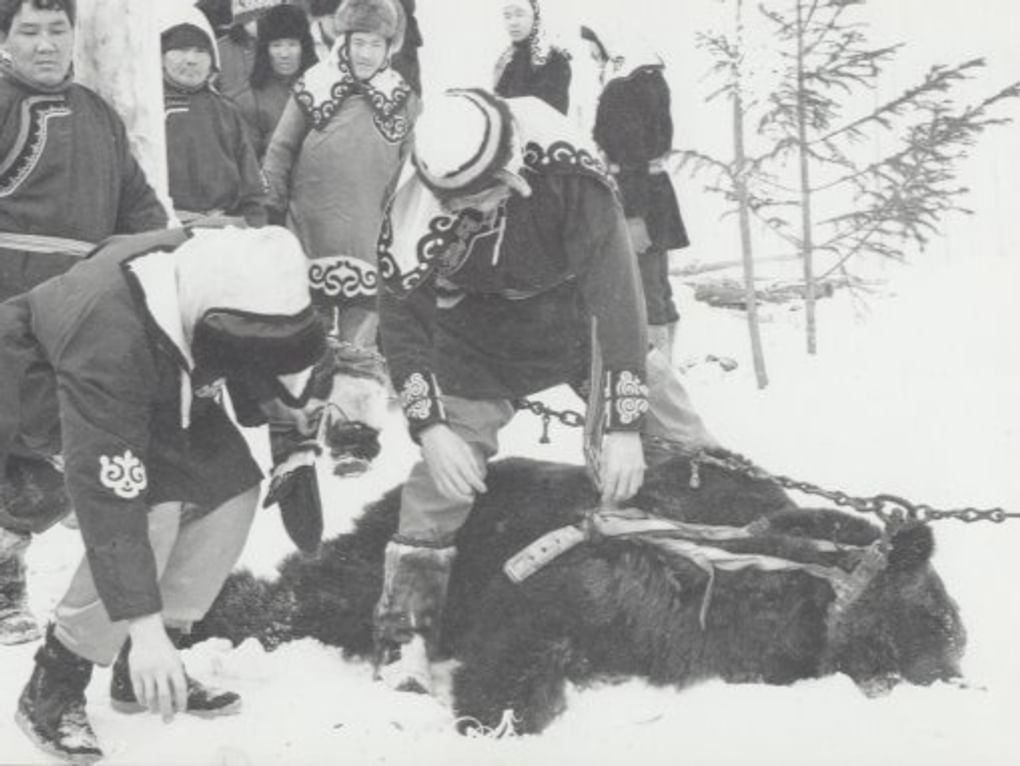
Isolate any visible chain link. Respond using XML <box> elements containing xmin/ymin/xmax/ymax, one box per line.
<box><xmin>513</xmin><ymin>398</ymin><xmax>1020</xmax><ymax>527</ymax></box>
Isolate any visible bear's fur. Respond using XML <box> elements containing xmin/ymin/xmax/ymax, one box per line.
<box><xmin>193</xmin><ymin>455</ymin><xmax>966</xmax><ymax>733</ymax></box>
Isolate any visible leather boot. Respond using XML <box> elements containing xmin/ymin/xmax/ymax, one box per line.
<box><xmin>0</xmin><ymin>527</ymin><xmax>41</xmax><ymax>645</ymax></box>
<box><xmin>109</xmin><ymin>629</ymin><xmax>241</xmax><ymax>717</ymax></box>
<box><xmin>15</xmin><ymin>625</ymin><xmax>103</xmax><ymax>764</ymax></box>
<box><xmin>373</xmin><ymin>541</ymin><xmax>456</xmax><ymax>695</ymax></box>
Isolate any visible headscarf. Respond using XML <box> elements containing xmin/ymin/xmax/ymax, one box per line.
<box><xmin>493</xmin><ymin>0</ymin><xmax>557</xmax><ymax>84</ymax></box>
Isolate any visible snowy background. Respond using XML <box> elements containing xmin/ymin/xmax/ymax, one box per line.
<box><xmin>2</xmin><ymin>0</ymin><xmax>1020</xmax><ymax>764</ymax></box>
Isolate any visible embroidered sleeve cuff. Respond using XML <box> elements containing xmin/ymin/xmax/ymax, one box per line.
<box><xmin>603</xmin><ymin>368</ymin><xmax>649</xmax><ymax>431</ymax></box>
<box><xmin>399</xmin><ymin>371</ymin><xmax>447</xmax><ymax>442</ymax></box>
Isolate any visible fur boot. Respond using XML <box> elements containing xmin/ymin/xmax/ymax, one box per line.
<box><xmin>109</xmin><ymin>629</ymin><xmax>241</xmax><ymax>717</ymax></box>
<box><xmin>373</xmin><ymin>541</ymin><xmax>456</xmax><ymax>695</ymax></box>
<box><xmin>0</xmin><ymin>527</ymin><xmax>41</xmax><ymax>645</ymax></box>
<box><xmin>15</xmin><ymin>625</ymin><xmax>103</xmax><ymax>764</ymax></box>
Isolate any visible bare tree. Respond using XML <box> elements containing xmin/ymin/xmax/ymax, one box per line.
<box><xmin>684</xmin><ymin>0</ymin><xmax>1020</xmax><ymax>363</ymax></box>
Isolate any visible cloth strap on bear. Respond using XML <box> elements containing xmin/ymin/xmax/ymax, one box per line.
<box><xmin>504</xmin><ymin>507</ymin><xmax>888</xmax><ymax>631</ymax></box>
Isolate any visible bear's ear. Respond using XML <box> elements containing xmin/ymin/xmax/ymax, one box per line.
<box><xmin>885</xmin><ymin>521</ymin><xmax>935</xmax><ymax>572</ymax></box>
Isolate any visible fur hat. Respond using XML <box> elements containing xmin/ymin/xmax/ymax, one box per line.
<box><xmin>412</xmin><ymin>89</ymin><xmax>530</xmax><ymax>199</ymax></box>
<box><xmin>257</xmin><ymin>3</ymin><xmax>310</xmax><ymax>43</ymax></box>
<box><xmin>334</xmin><ymin>0</ymin><xmax>405</xmax><ymax>52</ymax></box>
<box><xmin>177</xmin><ymin>226</ymin><xmax>326</xmax><ymax>406</ymax></box>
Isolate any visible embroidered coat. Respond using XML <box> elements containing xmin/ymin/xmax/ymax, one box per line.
<box><xmin>593</xmin><ymin>65</ymin><xmax>689</xmax><ymax>251</ymax></box>
<box><xmin>494</xmin><ymin>42</ymin><xmax>571</xmax><ymax>115</ymax></box>
<box><xmin>0</xmin><ymin>228</ymin><xmax>263</xmax><ymax>621</ymax></box>
<box><xmin>0</xmin><ymin>72</ymin><xmax>167</xmax><ymax>300</ymax></box>
<box><xmin>262</xmin><ymin>42</ymin><xmax>418</xmax><ymax>313</ymax></box>
<box><xmin>378</xmin><ymin>97</ymin><xmax>649</xmax><ymax>442</ymax></box>
<box><xmin>164</xmin><ymin>82</ymin><xmax>267</xmax><ymax>226</ymax></box>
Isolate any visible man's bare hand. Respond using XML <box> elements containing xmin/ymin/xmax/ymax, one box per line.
<box><xmin>421</xmin><ymin>424</ymin><xmax>487</xmax><ymax>502</ymax></box>
<box><xmin>600</xmin><ymin>431</ymin><xmax>646</xmax><ymax>504</ymax></box>
<box><xmin>127</xmin><ymin>614</ymin><xmax>187</xmax><ymax>722</ymax></box>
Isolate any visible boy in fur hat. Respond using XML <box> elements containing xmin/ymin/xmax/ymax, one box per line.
<box><xmin>1</xmin><ymin>225</ymin><xmax>332</xmax><ymax>763</ymax></box>
<box><xmin>160</xmin><ymin>7</ymin><xmax>266</xmax><ymax>226</ymax></box>
<box><xmin>236</xmin><ymin>3</ymin><xmax>318</xmax><ymax>159</ymax></box>
<box><xmin>373</xmin><ymin>89</ymin><xmax>719</xmax><ymax>694</ymax></box>
<box><xmin>263</xmin><ymin>0</ymin><xmax>419</xmax><ymax>347</ymax></box>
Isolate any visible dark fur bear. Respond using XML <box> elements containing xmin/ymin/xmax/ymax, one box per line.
<box><xmin>192</xmin><ymin>455</ymin><xmax>966</xmax><ymax>733</ymax></box>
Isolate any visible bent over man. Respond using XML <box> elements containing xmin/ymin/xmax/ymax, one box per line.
<box><xmin>373</xmin><ymin>88</ymin><xmax>718</xmax><ymax>694</ymax></box>
<box><xmin>0</xmin><ymin>225</ymin><xmax>328</xmax><ymax>763</ymax></box>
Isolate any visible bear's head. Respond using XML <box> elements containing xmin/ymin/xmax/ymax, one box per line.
<box><xmin>820</xmin><ymin>522</ymin><xmax>967</xmax><ymax>694</ymax></box>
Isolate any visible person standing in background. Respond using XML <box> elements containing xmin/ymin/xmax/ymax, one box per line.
<box><xmin>390</xmin><ymin>0</ymin><xmax>420</xmax><ymax>95</ymax></box>
<box><xmin>236</xmin><ymin>3</ymin><xmax>317</xmax><ymax>159</ymax></box>
<box><xmin>263</xmin><ymin>0</ymin><xmax>419</xmax><ymax>347</ymax></box>
<box><xmin>306</xmin><ymin>0</ymin><xmax>340</xmax><ymax>62</ymax></box>
<box><xmin>0</xmin><ymin>0</ymin><xmax>167</xmax><ymax>303</ymax></box>
<box><xmin>216</xmin><ymin>0</ymin><xmax>282</xmax><ymax>100</ymax></box>
<box><xmin>160</xmin><ymin>7</ymin><xmax>267</xmax><ymax>226</ymax></box>
<box><xmin>583</xmin><ymin>24</ymin><xmax>690</xmax><ymax>361</ymax></box>
<box><xmin>494</xmin><ymin>0</ymin><xmax>571</xmax><ymax>114</ymax></box>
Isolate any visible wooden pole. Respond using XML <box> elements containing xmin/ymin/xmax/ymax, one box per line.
<box><xmin>73</xmin><ymin>0</ymin><xmax>175</xmax><ymax>221</ymax></box>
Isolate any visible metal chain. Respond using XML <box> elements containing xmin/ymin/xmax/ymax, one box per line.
<box><xmin>513</xmin><ymin>398</ymin><xmax>1020</xmax><ymax>526</ymax></box>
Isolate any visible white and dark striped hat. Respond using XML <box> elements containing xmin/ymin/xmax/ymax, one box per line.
<box><xmin>412</xmin><ymin>89</ymin><xmax>529</xmax><ymax>199</ymax></box>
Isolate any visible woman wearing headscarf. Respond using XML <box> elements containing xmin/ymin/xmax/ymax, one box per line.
<box><xmin>493</xmin><ymin>0</ymin><xmax>571</xmax><ymax>114</ymax></box>
<box><xmin>236</xmin><ymin>4</ymin><xmax>318</xmax><ymax>159</ymax></box>
<box><xmin>262</xmin><ymin>0</ymin><xmax>419</xmax><ymax>347</ymax></box>
<box><xmin>583</xmin><ymin>24</ymin><xmax>690</xmax><ymax>359</ymax></box>
<box><xmin>160</xmin><ymin>7</ymin><xmax>266</xmax><ymax>226</ymax></box>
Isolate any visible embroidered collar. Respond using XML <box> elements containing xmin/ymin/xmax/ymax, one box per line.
<box><xmin>378</xmin><ymin>97</ymin><xmax>611</xmax><ymax>297</ymax></box>
<box><xmin>493</xmin><ymin>1</ymin><xmax>561</xmax><ymax>84</ymax></box>
<box><xmin>293</xmin><ymin>40</ymin><xmax>413</xmax><ymax>143</ymax></box>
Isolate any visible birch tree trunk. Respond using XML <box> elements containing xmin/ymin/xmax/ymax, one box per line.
<box><xmin>733</xmin><ymin>0</ymin><xmax>769</xmax><ymax>388</ymax></box>
<box><xmin>73</xmin><ymin>0</ymin><xmax>174</xmax><ymax>221</ymax></box>
<box><xmin>794</xmin><ymin>0</ymin><xmax>818</xmax><ymax>355</ymax></box>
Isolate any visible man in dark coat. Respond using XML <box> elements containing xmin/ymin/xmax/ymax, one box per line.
<box><xmin>583</xmin><ymin>25</ymin><xmax>690</xmax><ymax>360</ymax></box>
<box><xmin>0</xmin><ymin>0</ymin><xmax>168</xmax><ymax>303</ymax></box>
<box><xmin>1</xmin><ymin>225</ymin><xmax>329</xmax><ymax>762</ymax></box>
<box><xmin>373</xmin><ymin>88</ymin><xmax>717</xmax><ymax>695</ymax></box>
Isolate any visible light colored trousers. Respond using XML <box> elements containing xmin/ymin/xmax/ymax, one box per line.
<box><xmin>54</xmin><ymin>487</ymin><xmax>259</xmax><ymax>665</ymax></box>
<box><xmin>397</xmin><ymin>349</ymin><xmax>717</xmax><ymax>544</ymax></box>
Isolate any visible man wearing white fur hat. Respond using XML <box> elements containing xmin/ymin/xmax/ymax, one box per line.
<box><xmin>0</xmin><ymin>225</ymin><xmax>330</xmax><ymax>762</ymax></box>
<box><xmin>373</xmin><ymin>88</ymin><xmax>719</xmax><ymax>694</ymax></box>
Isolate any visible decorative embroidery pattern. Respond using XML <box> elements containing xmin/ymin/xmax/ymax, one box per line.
<box><xmin>308</xmin><ymin>255</ymin><xmax>379</xmax><ymax>304</ymax></box>
<box><xmin>399</xmin><ymin>372</ymin><xmax>444</xmax><ymax>424</ymax></box>
<box><xmin>379</xmin><ymin>203</ymin><xmax>509</xmax><ymax>295</ymax></box>
<box><xmin>293</xmin><ymin>45</ymin><xmax>413</xmax><ymax>143</ymax></box>
<box><xmin>163</xmin><ymin>92</ymin><xmax>191</xmax><ymax>119</ymax></box>
<box><xmin>98</xmin><ymin>450</ymin><xmax>148</xmax><ymax>500</ymax></box>
<box><xmin>0</xmin><ymin>95</ymin><xmax>71</xmax><ymax>198</ymax></box>
<box><xmin>603</xmin><ymin>369</ymin><xmax>649</xmax><ymax>429</ymax></box>
<box><xmin>522</xmin><ymin>140</ymin><xmax>608</xmax><ymax>179</ymax></box>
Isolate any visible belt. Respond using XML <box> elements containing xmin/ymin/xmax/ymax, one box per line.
<box><xmin>0</xmin><ymin>232</ymin><xmax>94</xmax><ymax>257</ymax></box>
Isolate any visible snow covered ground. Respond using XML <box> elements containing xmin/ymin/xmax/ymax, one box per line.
<box><xmin>4</xmin><ymin>1</ymin><xmax>1019</xmax><ymax>764</ymax></box>
<box><xmin>3</xmin><ymin>248</ymin><xmax>1018</xmax><ymax>766</ymax></box>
